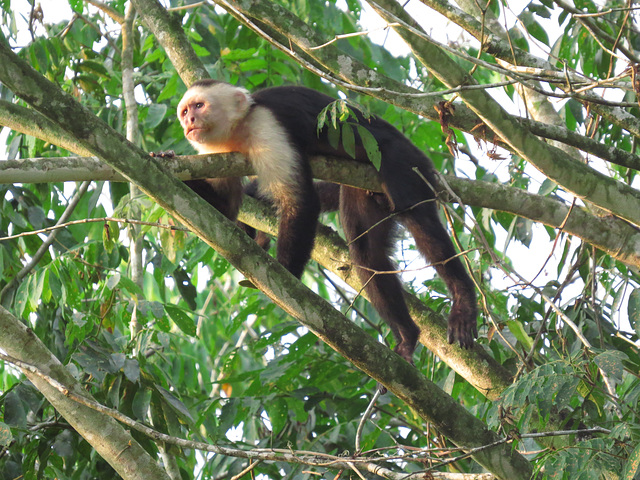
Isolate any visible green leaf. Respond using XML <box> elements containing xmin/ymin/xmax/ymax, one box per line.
<box><xmin>443</xmin><ymin>369</ymin><xmax>456</xmax><ymax>395</ymax></box>
<box><xmin>103</xmin><ymin>221</ymin><xmax>118</xmax><ymax>253</ymax></box>
<box><xmin>164</xmin><ymin>305</ymin><xmax>196</xmax><ymax>336</ymax></box>
<box><xmin>106</xmin><ymin>272</ymin><xmax>121</xmax><ymax>290</ymax></box>
<box><xmin>144</xmin><ymin>104</ymin><xmax>167</xmax><ymax>129</ymax></box>
<box><xmin>329</xmin><ymin>101</ymin><xmax>338</xmax><ymax>129</ymax></box>
<box><xmin>30</xmin><ymin>269</ymin><xmax>45</xmax><ymax>309</ymax></box>
<box><xmin>247</xmin><ymin>72</ymin><xmax>268</xmax><ymax>87</ymax></box>
<box><xmin>538</xmin><ymin>179</ymin><xmax>557</xmax><ymax>196</ymax></box>
<box><xmin>611</xmin><ymin>280</ymin><xmax>627</xmax><ymax>315</ymax></box>
<box><xmin>193</xmin><ymin>44</ymin><xmax>211</xmax><ymax>57</ymax></box>
<box><xmin>75</xmin><ymin>74</ymin><xmax>104</xmax><ymax>97</ymax></box>
<box><xmin>506</xmin><ymin>320</ymin><xmax>534</xmax><ymax>350</ymax></box>
<box><xmin>68</xmin><ymin>0</ymin><xmax>83</xmax><ymax>13</ymax></box>
<box><xmin>0</xmin><ymin>421</ymin><xmax>13</xmax><ymax>446</ymax></box>
<box><xmin>357</xmin><ymin>126</ymin><xmax>381</xmax><ymax>170</ymax></box>
<box><xmin>316</xmin><ymin>105</ymin><xmax>328</xmax><ymax>133</ymax></box>
<box><xmin>265</xmin><ymin>397</ymin><xmax>288</xmax><ymax>435</ymax></box>
<box><xmin>2</xmin><ymin>391</ymin><xmax>26</xmax><ymax>427</ymax></box>
<box><xmin>528</xmin><ymin>3</ymin><xmax>551</xmax><ymax>18</ymax></box>
<box><xmin>327</xmin><ymin>123</ymin><xmax>340</xmax><ymax>150</ymax></box>
<box><xmin>76</xmin><ymin>59</ymin><xmax>109</xmax><ymax>77</ymax></box>
<box><xmin>222</xmin><ymin>48</ymin><xmax>258</xmax><ymax>61</ymax></box>
<box><xmin>217</xmin><ymin>398</ymin><xmax>239</xmax><ymax>435</ymax></box>
<box><xmin>172</xmin><ymin>268</ymin><xmax>197</xmax><ymax>310</ymax></box>
<box><xmin>116</xmin><ymin>275</ymin><xmax>144</xmax><ymax>296</ymax></box>
<box><xmin>132</xmin><ymin>387</ymin><xmax>152</xmax><ymax>421</ymax></box>
<box><xmin>26</xmin><ymin>205</ymin><xmax>45</xmax><ymax>228</ymax></box>
<box><xmin>157</xmin><ymin>74</ymin><xmax>178</xmax><ymax>102</ymax></box>
<box><xmin>210</xmin><ymin>254</ymin><xmax>231</xmax><ymax>277</ymax></box>
<box><xmin>41</xmin><ymin>269</ymin><xmax>51</xmax><ymax>303</ymax></box>
<box><xmin>593</xmin><ymin>350</ymin><xmax>627</xmax><ymax>383</ymax></box>
<box><xmin>239</xmin><ymin>57</ymin><xmax>267</xmax><ymax>72</ymax></box>
<box><xmin>621</xmin><ymin>442</ymin><xmax>640</xmax><ymax>480</ymax></box>
<box><xmin>14</xmin><ymin>279</ymin><xmax>29</xmax><ymax>318</ymax></box>
<box><xmin>156</xmin><ymin>386</ymin><xmax>194</xmax><ymax>424</ymax></box>
<box><xmin>341</xmin><ymin>123</ymin><xmax>356</xmax><ymax>158</ymax></box>
<box><xmin>123</xmin><ymin>358</ymin><xmax>140</xmax><ymax>383</ymax></box>
<box><xmin>519</xmin><ymin>11</ymin><xmax>549</xmax><ymax>46</ymax></box>
<box><xmin>628</xmin><ymin>289</ymin><xmax>640</xmax><ymax>338</ymax></box>
<box><xmin>514</xmin><ymin>217</ymin><xmax>533</xmax><ymax>247</ymax></box>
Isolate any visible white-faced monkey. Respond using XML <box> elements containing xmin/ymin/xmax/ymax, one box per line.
<box><xmin>176</xmin><ymin>80</ymin><xmax>478</xmax><ymax>363</ymax></box>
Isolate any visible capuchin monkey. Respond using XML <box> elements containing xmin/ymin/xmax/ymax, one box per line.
<box><xmin>176</xmin><ymin>79</ymin><xmax>478</xmax><ymax>362</ymax></box>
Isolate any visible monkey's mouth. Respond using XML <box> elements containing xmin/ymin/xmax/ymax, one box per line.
<box><xmin>185</xmin><ymin>127</ymin><xmax>202</xmax><ymax>138</ymax></box>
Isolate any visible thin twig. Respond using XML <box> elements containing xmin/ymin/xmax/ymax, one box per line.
<box><xmin>0</xmin><ymin>216</ymin><xmax>188</xmax><ymax>242</ymax></box>
<box><xmin>229</xmin><ymin>460</ymin><xmax>263</xmax><ymax>480</ymax></box>
<box><xmin>0</xmin><ymin>181</ymin><xmax>90</xmax><ymax>303</ymax></box>
<box><xmin>308</xmin><ymin>24</ymin><xmax>401</xmax><ymax>50</ymax></box>
<box><xmin>355</xmin><ymin>390</ymin><xmax>381</xmax><ymax>453</ymax></box>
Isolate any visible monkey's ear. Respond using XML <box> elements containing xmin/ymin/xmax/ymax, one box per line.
<box><xmin>233</xmin><ymin>89</ymin><xmax>252</xmax><ymax>112</ymax></box>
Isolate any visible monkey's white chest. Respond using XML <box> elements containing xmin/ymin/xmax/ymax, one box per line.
<box><xmin>246</xmin><ymin>108</ymin><xmax>302</xmax><ymax>204</ymax></box>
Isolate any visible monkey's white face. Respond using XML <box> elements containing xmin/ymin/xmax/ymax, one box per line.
<box><xmin>177</xmin><ymin>83</ymin><xmax>253</xmax><ymax>154</ymax></box>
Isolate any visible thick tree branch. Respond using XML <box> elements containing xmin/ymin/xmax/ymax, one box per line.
<box><xmin>3</xmin><ymin>153</ymin><xmax>640</xmax><ymax>270</ymax></box>
<box><xmin>4</xmin><ymin>7</ymin><xmax>640</xmax><ymax>172</ymax></box>
<box><xmin>0</xmin><ymin>306</ymin><xmax>171</xmax><ymax>480</ymax></box>
<box><xmin>7</xmin><ymin>149</ymin><xmax>639</xmax><ymax>400</ymax></box>
<box><xmin>0</xmin><ymin>99</ymin><xmax>93</xmax><ymax>156</ymax></box>
<box><xmin>131</xmin><ymin>0</ymin><xmax>208</xmax><ymax>83</ymax></box>
<box><xmin>416</xmin><ymin>0</ymin><xmax>640</xmax><ymax>140</ymax></box>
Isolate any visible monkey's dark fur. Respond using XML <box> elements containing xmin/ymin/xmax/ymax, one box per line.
<box><xmin>178</xmin><ymin>80</ymin><xmax>478</xmax><ymax>361</ymax></box>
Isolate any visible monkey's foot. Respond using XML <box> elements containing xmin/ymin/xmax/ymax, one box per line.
<box><xmin>394</xmin><ymin>338</ymin><xmax>418</xmax><ymax>364</ymax></box>
<box><xmin>447</xmin><ymin>300</ymin><xmax>478</xmax><ymax>349</ymax></box>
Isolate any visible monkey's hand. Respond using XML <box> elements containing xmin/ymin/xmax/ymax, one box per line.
<box><xmin>149</xmin><ymin>150</ymin><xmax>176</xmax><ymax>158</ymax></box>
<box><xmin>447</xmin><ymin>299</ymin><xmax>478</xmax><ymax>349</ymax></box>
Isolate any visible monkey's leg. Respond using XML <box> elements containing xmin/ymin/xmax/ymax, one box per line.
<box><xmin>399</xmin><ymin>201</ymin><xmax>478</xmax><ymax>348</ymax></box>
<box><xmin>240</xmin><ymin>180</ymin><xmax>274</xmax><ymax>250</ymax></box>
<box><xmin>185</xmin><ymin>178</ymin><xmax>243</xmax><ymax>220</ymax></box>
<box><xmin>273</xmin><ymin>185</ymin><xmax>321</xmax><ymax>279</ymax></box>
<box><xmin>340</xmin><ymin>187</ymin><xmax>420</xmax><ymax>364</ymax></box>
<box><xmin>314</xmin><ymin>181</ymin><xmax>341</xmax><ymax>212</ymax></box>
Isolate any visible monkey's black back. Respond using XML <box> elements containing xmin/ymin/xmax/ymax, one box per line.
<box><xmin>252</xmin><ymin>86</ymin><xmax>438</xmax><ymax>212</ymax></box>
<box><xmin>253</xmin><ymin>85</ymin><xmax>477</xmax><ymax>351</ymax></box>
<box><xmin>252</xmin><ymin>85</ymin><xmax>477</xmax><ymax>352</ymax></box>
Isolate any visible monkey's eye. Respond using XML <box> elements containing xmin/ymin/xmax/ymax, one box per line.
<box><xmin>195</xmin><ymin>102</ymin><xmax>204</xmax><ymax>109</ymax></box>
<box><xmin>181</xmin><ymin>108</ymin><xmax>188</xmax><ymax>117</ymax></box>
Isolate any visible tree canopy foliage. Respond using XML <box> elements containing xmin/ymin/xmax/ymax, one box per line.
<box><xmin>1</xmin><ymin>0</ymin><xmax>640</xmax><ymax>479</ymax></box>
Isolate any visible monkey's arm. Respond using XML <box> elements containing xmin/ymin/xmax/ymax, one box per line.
<box><xmin>241</xmin><ymin>180</ymin><xmax>341</xmax><ymax>251</ymax></box>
